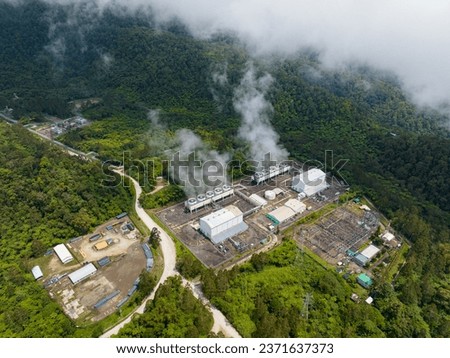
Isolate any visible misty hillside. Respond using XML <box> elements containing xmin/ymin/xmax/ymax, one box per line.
<box><xmin>0</xmin><ymin>0</ymin><xmax>449</xmax><ymax>338</ymax></box>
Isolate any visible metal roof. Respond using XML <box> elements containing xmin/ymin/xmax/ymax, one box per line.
<box><xmin>273</xmin><ymin>188</ymin><xmax>284</xmax><ymax>195</ymax></box>
<box><xmin>97</xmin><ymin>257</ymin><xmax>110</xmax><ymax>267</ymax></box>
<box><xmin>68</xmin><ymin>263</ymin><xmax>97</xmax><ymax>284</ymax></box>
<box><xmin>292</xmin><ymin>168</ymin><xmax>328</xmax><ymax>197</ymax></box>
<box><xmin>284</xmin><ymin>199</ymin><xmax>306</xmax><ymax>213</ymax></box>
<box><xmin>249</xmin><ymin>194</ymin><xmax>267</xmax><ymax>207</ymax></box>
<box><xmin>382</xmin><ymin>232</ymin><xmax>395</xmax><ymax>241</ymax></box>
<box><xmin>297</xmin><ymin>168</ymin><xmax>326</xmax><ymax>184</ymax></box>
<box><xmin>31</xmin><ymin>266</ymin><xmax>43</xmax><ymax>280</ymax></box>
<box><xmin>360</xmin><ymin>245</ymin><xmax>380</xmax><ymax>260</ymax></box>
<box><xmin>54</xmin><ymin>244</ymin><xmax>74</xmax><ymax>264</ymax></box>
<box><xmin>357</xmin><ymin>273</ymin><xmax>373</xmax><ymax>286</ymax></box>
<box><xmin>267</xmin><ymin>206</ymin><xmax>296</xmax><ymax>224</ymax></box>
<box><xmin>201</xmin><ymin>205</ymin><xmax>242</xmax><ymax>229</ymax></box>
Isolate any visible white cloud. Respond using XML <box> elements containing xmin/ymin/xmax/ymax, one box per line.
<box><xmin>5</xmin><ymin>0</ymin><xmax>450</xmax><ymax>107</ymax></box>
<box><xmin>142</xmin><ymin>0</ymin><xmax>450</xmax><ymax>107</ymax></box>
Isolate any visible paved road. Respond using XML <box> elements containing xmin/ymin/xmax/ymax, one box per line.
<box><xmin>0</xmin><ymin>115</ymin><xmax>241</xmax><ymax>338</ymax></box>
<box><xmin>100</xmin><ymin>169</ymin><xmax>178</xmax><ymax>337</ymax></box>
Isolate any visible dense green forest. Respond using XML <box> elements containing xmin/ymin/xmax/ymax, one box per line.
<box><xmin>202</xmin><ymin>240</ymin><xmax>431</xmax><ymax>337</ymax></box>
<box><xmin>0</xmin><ymin>122</ymin><xmax>132</xmax><ymax>337</ymax></box>
<box><xmin>0</xmin><ymin>0</ymin><xmax>449</xmax><ymax>337</ymax></box>
<box><xmin>116</xmin><ymin>276</ymin><xmax>213</xmax><ymax>338</ymax></box>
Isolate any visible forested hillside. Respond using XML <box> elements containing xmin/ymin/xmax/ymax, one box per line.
<box><xmin>0</xmin><ymin>122</ymin><xmax>132</xmax><ymax>337</ymax></box>
<box><xmin>0</xmin><ymin>0</ymin><xmax>448</xmax><ymax>337</ymax></box>
<box><xmin>116</xmin><ymin>277</ymin><xmax>213</xmax><ymax>338</ymax></box>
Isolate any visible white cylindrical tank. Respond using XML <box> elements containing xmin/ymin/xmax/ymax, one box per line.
<box><xmin>265</xmin><ymin>190</ymin><xmax>276</xmax><ymax>200</ymax></box>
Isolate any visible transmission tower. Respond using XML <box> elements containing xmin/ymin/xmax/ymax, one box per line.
<box><xmin>301</xmin><ymin>292</ymin><xmax>313</xmax><ymax>321</ymax></box>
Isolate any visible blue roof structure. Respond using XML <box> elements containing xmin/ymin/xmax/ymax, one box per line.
<box><xmin>97</xmin><ymin>257</ymin><xmax>111</xmax><ymax>267</ymax></box>
<box><xmin>354</xmin><ymin>253</ymin><xmax>369</xmax><ymax>266</ymax></box>
<box><xmin>93</xmin><ymin>290</ymin><xmax>120</xmax><ymax>309</ymax></box>
<box><xmin>116</xmin><ymin>212</ymin><xmax>128</xmax><ymax>219</ymax></box>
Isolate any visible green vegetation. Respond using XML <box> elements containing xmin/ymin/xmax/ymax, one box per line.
<box><xmin>0</xmin><ymin>122</ymin><xmax>132</xmax><ymax>337</ymax></box>
<box><xmin>0</xmin><ymin>0</ymin><xmax>448</xmax><ymax>337</ymax></box>
<box><xmin>139</xmin><ymin>185</ymin><xmax>186</xmax><ymax>210</ymax></box>
<box><xmin>202</xmin><ymin>240</ymin><xmax>387</xmax><ymax>337</ymax></box>
<box><xmin>148</xmin><ymin>212</ymin><xmax>205</xmax><ymax>279</ymax></box>
<box><xmin>116</xmin><ymin>276</ymin><xmax>213</xmax><ymax>337</ymax></box>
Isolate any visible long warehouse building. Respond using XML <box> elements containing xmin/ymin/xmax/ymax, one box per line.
<box><xmin>54</xmin><ymin>243</ymin><xmax>74</xmax><ymax>264</ymax></box>
<box><xmin>68</xmin><ymin>263</ymin><xmax>97</xmax><ymax>285</ymax></box>
<box><xmin>199</xmin><ymin>205</ymin><xmax>248</xmax><ymax>244</ymax></box>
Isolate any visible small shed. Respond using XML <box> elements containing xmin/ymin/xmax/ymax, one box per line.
<box><xmin>94</xmin><ymin>241</ymin><xmax>109</xmax><ymax>251</ymax></box>
<box><xmin>354</xmin><ymin>253</ymin><xmax>369</xmax><ymax>267</ymax></box>
<box><xmin>116</xmin><ymin>212</ymin><xmax>128</xmax><ymax>220</ymax></box>
<box><xmin>31</xmin><ymin>266</ymin><xmax>44</xmax><ymax>280</ymax></box>
<box><xmin>382</xmin><ymin>232</ymin><xmax>395</xmax><ymax>242</ymax></box>
<box><xmin>357</xmin><ymin>273</ymin><xmax>373</xmax><ymax>288</ymax></box>
<box><xmin>97</xmin><ymin>257</ymin><xmax>111</xmax><ymax>267</ymax></box>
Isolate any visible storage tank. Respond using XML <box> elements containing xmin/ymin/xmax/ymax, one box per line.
<box><xmin>206</xmin><ymin>191</ymin><xmax>215</xmax><ymax>199</ymax></box>
<box><xmin>265</xmin><ymin>190</ymin><xmax>276</xmax><ymax>200</ymax></box>
<box><xmin>223</xmin><ymin>184</ymin><xmax>231</xmax><ymax>191</ymax></box>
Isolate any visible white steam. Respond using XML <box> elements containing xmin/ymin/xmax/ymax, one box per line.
<box><xmin>172</xmin><ymin>129</ymin><xmax>230</xmax><ymax>196</ymax></box>
<box><xmin>234</xmin><ymin>63</ymin><xmax>289</xmax><ymax>162</ymax></box>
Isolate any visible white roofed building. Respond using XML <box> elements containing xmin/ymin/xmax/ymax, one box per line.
<box><xmin>199</xmin><ymin>205</ymin><xmax>248</xmax><ymax>244</ymax></box>
<box><xmin>266</xmin><ymin>199</ymin><xmax>306</xmax><ymax>225</ymax></box>
<box><xmin>382</xmin><ymin>232</ymin><xmax>395</xmax><ymax>242</ymax></box>
<box><xmin>360</xmin><ymin>245</ymin><xmax>380</xmax><ymax>260</ymax></box>
<box><xmin>54</xmin><ymin>244</ymin><xmax>74</xmax><ymax>264</ymax></box>
<box><xmin>284</xmin><ymin>199</ymin><xmax>306</xmax><ymax>214</ymax></box>
<box><xmin>31</xmin><ymin>266</ymin><xmax>43</xmax><ymax>280</ymax></box>
<box><xmin>292</xmin><ymin>168</ymin><xmax>329</xmax><ymax>197</ymax></box>
<box><xmin>249</xmin><ymin>194</ymin><xmax>267</xmax><ymax>207</ymax></box>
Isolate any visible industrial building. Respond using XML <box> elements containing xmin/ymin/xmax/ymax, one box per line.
<box><xmin>291</xmin><ymin>168</ymin><xmax>329</xmax><ymax>197</ymax></box>
<box><xmin>252</xmin><ymin>164</ymin><xmax>291</xmax><ymax>185</ymax></box>
<box><xmin>199</xmin><ymin>205</ymin><xmax>248</xmax><ymax>244</ymax></box>
<box><xmin>54</xmin><ymin>244</ymin><xmax>74</xmax><ymax>264</ymax></box>
<box><xmin>357</xmin><ymin>273</ymin><xmax>373</xmax><ymax>289</ymax></box>
<box><xmin>353</xmin><ymin>244</ymin><xmax>381</xmax><ymax>266</ymax></box>
<box><xmin>31</xmin><ymin>265</ymin><xmax>43</xmax><ymax>280</ymax></box>
<box><xmin>68</xmin><ymin>263</ymin><xmax>97</xmax><ymax>284</ymax></box>
<box><xmin>266</xmin><ymin>199</ymin><xmax>306</xmax><ymax>225</ymax></box>
<box><xmin>382</xmin><ymin>232</ymin><xmax>395</xmax><ymax>242</ymax></box>
<box><xmin>360</xmin><ymin>245</ymin><xmax>380</xmax><ymax>260</ymax></box>
<box><xmin>185</xmin><ymin>184</ymin><xmax>234</xmax><ymax>212</ymax></box>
